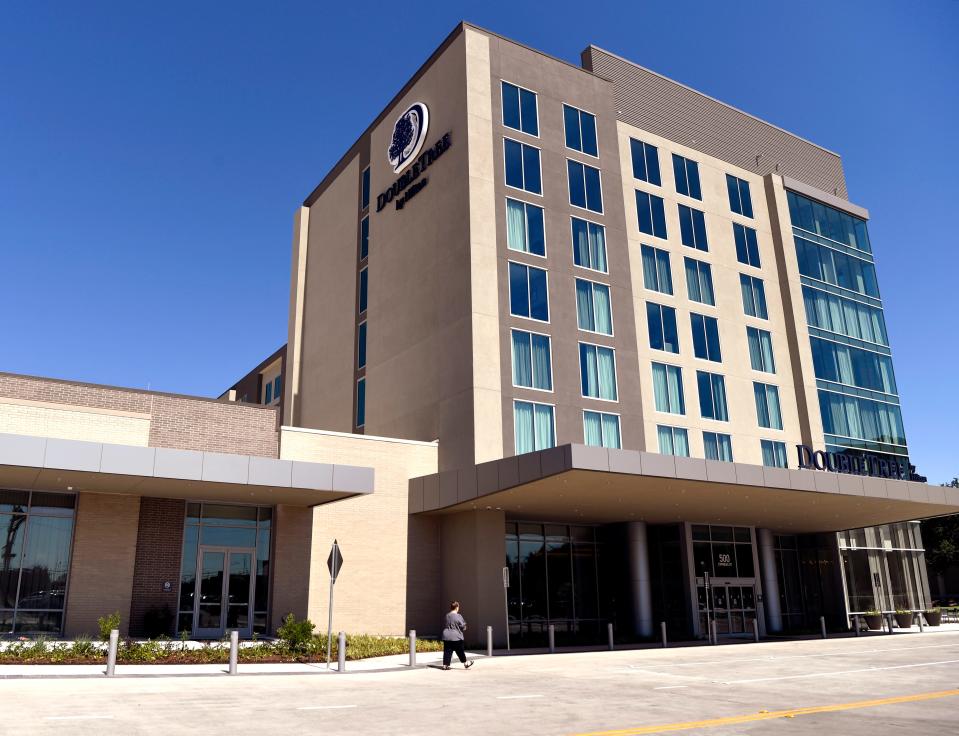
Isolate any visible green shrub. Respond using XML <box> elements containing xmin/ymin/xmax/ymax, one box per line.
<box><xmin>277</xmin><ymin>613</ymin><xmax>315</xmax><ymax>653</ymax></box>
<box><xmin>71</xmin><ymin>635</ymin><xmax>99</xmax><ymax>658</ymax></box>
<box><xmin>97</xmin><ymin>611</ymin><xmax>121</xmax><ymax>642</ymax></box>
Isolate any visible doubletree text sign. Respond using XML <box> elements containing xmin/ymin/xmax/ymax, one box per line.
<box><xmin>796</xmin><ymin>444</ymin><xmax>925</xmax><ymax>482</ymax></box>
<box><xmin>377</xmin><ymin>101</ymin><xmax>451</xmax><ymax>212</ymax></box>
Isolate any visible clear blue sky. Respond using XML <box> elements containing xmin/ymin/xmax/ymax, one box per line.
<box><xmin>1</xmin><ymin>1</ymin><xmax>956</xmax><ymax>482</ymax></box>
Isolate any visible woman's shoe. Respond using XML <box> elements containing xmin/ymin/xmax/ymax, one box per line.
<box><xmin>442</xmin><ymin>665</ymin><xmax>451</xmax><ymax>670</ymax></box>
<box><xmin>464</xmin><ymin>660</ymin><xmax>474</xmax><ymax>669</ymax></box>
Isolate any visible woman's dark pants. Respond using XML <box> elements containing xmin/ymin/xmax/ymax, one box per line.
<box><xmin>443</xmin><ymin>640</ymin><xmax>467</xmax><ymax>666</ymax></box>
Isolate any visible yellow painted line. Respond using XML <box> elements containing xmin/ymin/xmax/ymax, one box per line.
<box><xmin>570</xmin><ymin>688</ymin><xmax>959</xmax><ymax>736</ymax></box>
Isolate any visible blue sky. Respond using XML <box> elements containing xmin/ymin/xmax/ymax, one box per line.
<box><xmin>1</xmin><ymin>1</ymin><xmax>956</xmax><ymax>482</ymax></box>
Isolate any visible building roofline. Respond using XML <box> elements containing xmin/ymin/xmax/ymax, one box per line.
<box><xmin>221</xmin><ymin>343</ymin><xmax>287</xmax><ymax>397</ymax></box>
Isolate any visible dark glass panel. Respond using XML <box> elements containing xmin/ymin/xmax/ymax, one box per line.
<box><xmin>736</xmin><ymin>545</ymin><xmax>755</xmax><ymax>577</ymax></box>
<box><xmin>177</xmin><ymin>612</ymin><xmax>193</xmax><ymax>635</ymax></box>
<box><xmin>509</xmin><ymin>262</ymin><xmax>529</xmax><ymax>318</ymax></box>
<box><xmin>568</xmin><ymin>160</ymin><xmax>587</xmax><ymax>208</ymax></box>
<box><xmin>0</xmin><ymin>490</ymin><xmax>29</xmax><ymax>514</ymax></box>
<box><xmin>646</xmin><ymin>143</ymin><xmax>661</xmax><ymax>186</ymax></box>
<box><xmin>519</xmin><ymin>88</ymin><xmax>538</xmax><ymax>136</ymax></box>
<box><xmin>501</xmin><ymin>82</ymin><xmax>520</xmax><ymax>130</ymax></box>
<box><xmin>636</xmin><ymin>191</ymin><xmax>653</xmax><ymax>235</ymax></box>
<box><xmin>630</xmin><ymin>138</ymin><xmax>647</xmax><ymax>181</ymax></box>
<box><xmin>16</xmin><ymin>515</ymin><xmax>73</xmax><ymax>610</ymax></box>
<box><xmin>672</xmin><ymin>154</ymin><xmax>687</xmax><ymax>197</ymax></box>
<box><xmin>200</xmin><ymin>526</ymin><xmax>256</xmax><ymax>548</ymax></box>
<box><xmin>526</xmin><ymin>205</ymin><xmax>545</xmax><ymax>256</ymax></box>
<box><xmin>202</xmin><ymin>504</ymin><xmax>257</xmax><ymax>526</ymax></box>
<box><xmin>13</xmin><ymin>610</ymin><xmax>62</xmax><ymax>633</ymax></box>
<box><xmin>28</xmin><ymin>491</ymin><xmax>75</xmax><ymax>516</ymax></box>
<box><xmin>584</xmin><ymin>166</ymin><xmax>602</xmax><ymax>212</ymax></box>
<box><xmin>522</xmin><ymin>145</ymin><xmax>542</xmax><ymax>194</ymax></box>
<box><xmin>651</xmin><ymin>195</ymin><xmax>667</xmax><ymax>238</ymax></box>
<box><xmin>692</xmin><ymin>209</ymin><xmax>708</xmax><ymax>250</ymax></box>
<box><xmin>693</xmin><ymin>541</ymin><xmax>712</xmax><ymax>576</ymax></box>
<box><xmin>528</xmin><ymin>267</ymin><xmax>549</xmax><ymax>322</ymax></box>
<box><xmin>679</xmin><ymin>205</ymin><xmax>693</xmax><ymax>246</ymax></box>
<box><xmin>735</xmin><ymin>527</ymin><xmax>752</xmax><ymax>544</ymax></box>
<box><xmin>0</xmin><ymin>513</ymin><xmax>26</xmax><ymax>608</ymax></box>
<box><xmin>580</xmin><ymin>112</ymin><xmax>597</xmax><ymax>156</ymax></box>
<box><xmin>692</xmin><ymin>315</ymin><xmax>707</xmax><ymax>359</ymax></box>
<box><xmin>563</xmin><ymin>105</ymin><xmax>580</xmax><ymax>151</ymax></box>
<box><xmin>504</xmin><ymin>139</ymin><xmax>523</xmax><ymax>189</ymax></box>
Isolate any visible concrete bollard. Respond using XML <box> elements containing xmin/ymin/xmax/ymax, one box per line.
<box><xmin>660</xmin><ymin>621</ymin><xmax>667</xmax><ymax>649</ymax></box>
<box><xmin>820</xmin><ymin>616</ymin><xmax>827</xmax><ymax>639</ymax></box>
<box><xmin>338</xmin><ymin>632</ymin><xmax>346</xmax><ymax>671</ymax></box>
<box><xmin>105</xmin><ymin>629</ymin><xmax>119</xmax><ymax>677</ymax></box>
<box><xmin>548</xmin><ymin>624</ymin><xmax>555</xmax><ymax>653</ymax></box>
<box><xmin>752</xmin><ymin>618</ymin><xmax>759</xmax><ymax>643</ymax></box>
<box><xmin>229</xmin><ymin>630</ymin><xmax>238</xmax><ymax>675</ymax></box>
<box><xmin>409</xmin><ymin>630</ymin><xmax>416</xmax><ymax>667</ymax></box>
<box><xmin>918</xmin><ymin>613</ymin><xmax>924</xmax><ymax>633</ymax></box>
<box><xmin>886</xmin><ymin>614</ymin><xmax>894</xmax><ymax>635</ymax></box>
<box><xmin>608</xmin><ymin>623</ymin><xmax>615</xmax><ymax>651</ymax></box>
<box><xmin>486</xmin><ymin>626</ymin><xmax>493</xmax><ymax>657</ymax></box>
<box><xmin>854</xmin><ymin>615</ymin><xmax>860</xmax><ymax>637</ymax></box>
<box><xmin>710</xmin><ymin>620</ymin><xmax>717</xmax><ymax>646</ymax></box>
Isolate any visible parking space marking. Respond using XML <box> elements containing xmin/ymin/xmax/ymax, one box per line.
<box><xmin>721</xmin><ymin>658</ymin><xmax>959</xmax><ymax>684</ymax></box>
<box><xmin>652</xmin><ymin>686</ymin><xmax>687</xmax><ymax>690</ymax></box>
<box><xmin>296</xmin><ymin>705</ymin><xmax>357</xmax><ymax>710</ymax></box>
<box><xmin>44</xmin><ymin>715</ymin><xmax>114</xmax><ymax>721</ymax></box>
<box><xmin>496</xmin><ymin>694</ymin><xmax>544</xmax><ymax>700</ymax></box>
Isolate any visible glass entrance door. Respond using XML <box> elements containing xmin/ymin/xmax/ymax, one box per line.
<box><xmin>193</xmin><ymin>547</ymin><xmax>254</xmax><ymax>638</ymax></box>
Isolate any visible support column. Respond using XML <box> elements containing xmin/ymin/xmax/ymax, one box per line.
<box><xmin>627</xmin><ymin>521</ymin><xmax>653</xmax><ymax>638</ymax></box>
<box><xmin>757</xmin><ymin>528</ymin><xmax>782</xmax><ymax>633</ymax></box>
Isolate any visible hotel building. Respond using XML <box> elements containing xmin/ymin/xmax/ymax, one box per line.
<box><xmin>2</xmin><ymin>23</ymin><xmax>955</xmax><ymax>644</ymax></box>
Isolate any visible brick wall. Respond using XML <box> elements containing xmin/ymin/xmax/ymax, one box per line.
<box><xmin>128</xmin><ymin>498</ymin><xmax>186</xmax><ymax>637</ymax></box>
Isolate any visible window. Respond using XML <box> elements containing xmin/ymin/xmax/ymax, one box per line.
<box><xmin>810</xmin><ymin>337</ymin><xmax>897</xmax><ymax>394</ymax></box>
<box><xmin>636</xmin><ymin>191</ymin><xmax>667</xmax><ymax>238</ymax></box>
<box><xmin>584</xmin><ymin>411</ymin><xmax>621</xmax><ymax>449</ymax></box>
<box><xmin>506</xmin><ymin>198</ymin><xmax>546</xmax><ymax>256</ymax></box>
<box><xmin>580</xmin><ymin>343</ymin><xmax>618</xmax><ymax>401</ymax></box>
<box><xmin>802</xmin><ymin>286</ymin><xmax>888</xmax><ymax>345</ymax></box>
<box><xmin>726</xmin><ymin>174</ymin><xmax>754</xmax><ymax>217</ymax></box>
<box><xmin>740</xmin><ymin>274</ymin><xmax>768</xmax><ymax>319</ymax></box>
<box><xmin>658</xmin><ymin>426</ymin><xmax>689</xmax><ymax>456</ymax></box>
<box><xmin>795</xmin><ymin>237</ymin><xmax>879</xmax><ymax>297</ymax></box>
<box><xmin>504</xmin><ymin>139</ymin><xmax>542</xmax><ymax>194</ymax></box>
<box><xmin>697</xmin><ymin>371</ymin><xmax>729</xmax><ymax>421</ymax></box>
<box><xmin>514</xmin><ymin>400</ymin><xmax>555</xmax><ymax>454</ymax></box>
<box><xmin>746</xmin><ymin>327</ymin><xmax>775</xmax><ymax>373</ymax></box>
<box><xmin>502</xmin><ymin>81</ymin><xmax>538</xmax><ymax>136</ymax></box>
<box><xmin>265</xmin><ymin>381</ymin><xmax>272</xmax><ymax>404</ymax></box>
<box><xmin>360</xmin><ymin>216</ymin><xmax>369</xmax><ymax>259</ymax></box>
<box><xmin>733</xmin><ymin>223</ymin><xmax>760</xmax><ymax>267</ymax></box>
<box><xmin>356</xmin><ymin>378</ymin><xmax>366</xmax><ymax>427</ymax></box>
<box><xmin>361</xmin><ymin>166</ymin><xmax>370</xmax><ymax>210</ymax></box>
<box><xmin>651</xmin><ymin>362</ymin><xmax>685</xmax><ymax>414</ymax></box>
<box><xmin>508</xmin><ymin>262</ymin><xmax>549</xmax><ymax>321</ymax></box>
<box><xmin>684</xmin><ymin>257</ymin><xmax>714</xmax><ymax>305</ymax></box>
<box><xmin>575</xmin><ymin>279</ymin><xmax>613</xmax><ymax>335</ymax></box>
<box><xmin>787</xmin><ymin>190</ymin><xmax>870</xmax><ymax>252</ymax></box>
<box><xmin>567</xmin><ymin>160</ymin><xmax>603</xmax><ymax>213</ymax></box>
<box><xmin>678</xmin><ymin>205</ymin><xmax>708</xmax><ymax>251</ymax></box>
<box><xmin>571</xmin><ymin>218</ymin><xmax>607</xmax><ymax>272</ymax></box>
<box><xmin>672</xmin><ymin>154</ymin><xmax>702</xmax><ymax>199</ymax></box>
<box><xmin>511</xmin><ymin>330</ymin><xmax>552</xmax><ymax>391</ymax></box>
<box><xmin>646</xmin><ymin>302</ymin><xmax>679</xmax><ymax>353</ymax></box>
<box><xmin>754</xmin><ymin>382</ymin><xmax>783</xmax><ymax>430</ymax></box>
<box><xmin>357</xmin><ymin>321</ymin><xmax>367</xmax><ymax>369</ymax></box>
<box><xmin>704</xmin><ymin>432</ymin><xmax>734</xmax><ymax>462</ymax></box>
<box><xmin>630</xmin><ymin>138</ymin><xmax>661</xmax><ymax>185</ymax></box>
<box><xmin>358</xmin><ymin>267</ymin><xmax>368</xmax><ymax>313</ymax></box>
<box><xmin>273</xmin><ymin>375</ymin><xmax>282</xmax><ymax>402</ymax></box>
<box><xmin>564</xmin><ymin>104</ymin><xmax>597</xmax><ymax>156</ymax></box>
<box><xmin>642</xmin><ymin>245</ymin><xmax>673</xmax><ymax>294</ymax></box>
<box><xmin>761</xmin><ymin>440</ymin><xmax>788</xmax><ymax>468</ymax></box>
<box><xmin>818</xmin><ymin>391</ymin><xmax>906</xmax><ymax>446</ymax></box>
<box><xmin>690</xmin><ymin>313</ymin><xmax>722</xmax><ymax>362</ymax></box>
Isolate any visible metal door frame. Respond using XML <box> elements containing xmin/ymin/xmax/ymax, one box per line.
<box><xmin>192</xmin><ymin>545</ymin><xmax>255</xmax><ymax>639</ymax></box>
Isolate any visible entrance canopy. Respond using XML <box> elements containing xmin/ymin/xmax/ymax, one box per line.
<box><xmin>410</xmin><ymin>445</ymin><xmax>959</xmax><ymax>533</ymax></box>
<box><xmin>0</xmin><ymin>432</ymin><xmax>372</xmax><ymax>507</ymax></box>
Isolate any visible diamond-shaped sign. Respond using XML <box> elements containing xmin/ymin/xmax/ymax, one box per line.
<box><xmin>327</xmin><ymin>540</ymin><xmax>344</xmax><ymax>584</ymax></box>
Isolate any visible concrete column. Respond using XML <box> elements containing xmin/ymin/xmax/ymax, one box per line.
<box><xmin>757</xmin><ymin>528</ymin><xmax>782</xmax><ymax>634</ymax></box>
<box><xmin>627</xmin><ymin>521</ymin><xmax>653</xmax><ymax>638</ymax></box>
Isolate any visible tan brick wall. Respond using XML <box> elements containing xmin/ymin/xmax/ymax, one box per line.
<box><xmin>0</xmin><ymin>399</ymin><xmax>150</xmax><ymax>446</ymax></box>
<box><xmin>270</xmin><ymin>504</ymin><xmax>314</xmax><ymax>631</ymax></box>
<box><xmin>279</xmin><ymin>428</ymin><xmax>438</xmax><ymax>636</ymax></box>
<box><xmin>64</xmin><ymin>492</ymin><xmax>141</xmax><ymax>637</ymax></box>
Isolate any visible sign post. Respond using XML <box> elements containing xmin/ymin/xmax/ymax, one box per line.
<box><xmin>326</xmin><ymin>540</ymin><xmax>344</xmax><ymax>669</ymax></box>
<box><xmin>703</xmin><ymin>571</ymin><xmax>712</xmax><ymax>644</ymax></box>
<box><xmin>502</xmin><ymin>566</ymin><xmax>511</xmax><ymax>653</ymax></box>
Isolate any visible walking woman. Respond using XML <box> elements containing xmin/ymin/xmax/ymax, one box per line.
<box><xmin>441</xmin><ymin>600</ymin><xmax>473</xmax><ymax>670</ymax></box>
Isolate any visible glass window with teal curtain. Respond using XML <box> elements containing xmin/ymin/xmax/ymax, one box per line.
<box><xmin>726</xmin><ymin>174</ymin><xmax>753</xmax><ymax>217</ymax></box>
<box><xmin>579</xmin><ymin>343</ymin><xmax>618</xmax><ymax>401</ymax></box>
<box><xmin>746</xmin><ymin>327</ymin><xmax>775</xmax><ymax>373</ymax></box>
<box><xmin>657</xmin><ymin>425</ymin><xmax>689</xmax><ymax>456</ymax></box>
<box><xmin>672</xmin><ymin>154</ymin><xmax>702</xmax><ymax>199</ymax></box>
<box><xmin>651</xmin><ymin>362</ymin><xmax>685</xmax><ymax>414</ymax></box>
<box><xmin>801</xmin><ymin>286</ymin><xmax>888</xmax><ymax>345</ymax></box>
<box><xmin>583</xmin><ymin>411</ymin><xmax>621</xmax><ymax>449</ymax></box>
<box><xmin>761</xmin><ymin>440</ymin><xmax>788</xmax><ymax>468</ymax></box>
<box><xmin>754</xmin><ymin>382</ymin><xmax>783</xmax><ymax>430</ymax></box>
<box><xmin>684</xmin><ymin>257</ymin><xmax>715</xmax><ymax>306</ymax></box>
<box><xmin>810</xmin><ymin>337</ymin><xmax>897</xmax><ymax>394</ymax></box>
<box><xmin>568</xmin><ymin>160</ymin><xmax>603</xmax><ymax>213</ymax></box>
<box><xmin>641</xmin><ymin>245</ymin><xmax>673</xmax><ymax>294</ymax></box>
<box><xmin>733</xmin><ymin>223</ymin><xmax>760</xmax><ymax>267</ymax></box>
<box><xmin>360</xmin><ymin>216</ymin><xmax>369</xmax><ymax>259</ymax></box>
<box><xmin>571</xmin><ymin>217</ymin><xmax>607</xmax><ymax>273</ymax></box>
<box><xmin>787</xmin><ymin>190</ymin><xmax>870</xmax><ymax>253</ymax></box>
<box><xmin>504</xmin><ymin>138</ymin><xmax>542</xmax><ymax>194</ymax></box>
<box><xmin>740</xmin><ymin>274</ymin><xmax>768</xmax><ymax>319</ymax></box>
<box><xmin>795</xmin><ymin>237</ymin><xmax>879</xmax><ymax>297</ymax></box>
<box><xmin>359</xmin><ymin>267</ymin><xmax>368</xmax><ymax>313</ymax></box>
<box><xmin>703</xmin><ymin>432</ymin><xmax>733</xmax><ymax>461</ymax></box>
<box><xmin>513</xmin><ymin>400</ymin><xmax>555</xmax><ymax>454</ymax></box>
<box><xmin>575</xmin><ymin>279</ymin><xmax>613</xmax><ymax>335</ymax></box>
<box><xmin>630</xmin><ymin>138</ymin><xmax>661</xmax><ymax>185</ymax></box>
<box><xmin>818</xmin><ymin>391</ymin><xmax>906</xmax><ymax>446</ymax></box>
<box><xmin>356</xmin><ymin>378</ymin><xmax>366</xmax><ymax>427</ymax></box>
<box><xmin>646</xmin><ymin>302</ymin><xmax>679</xmax><ymax>353</ymax></box>
<box><xmin>501</xmin><ymin>81</ymin><xmax>538</xmax><ymax>136</ymax></box>
<box><xmin>697</xmin><ymin>371</ymin><xmax>729</xmax><ymax>421</ymax></box>
<box><xmin>506</xmin><ymin>198</ymin><xmax>545</xmax><ymax>256</ymax></box>
<box><xmin>361</xmin><ymin>166</ymin><xmax>370</xmax><ymax>210</ymax></box>
<box><xmin>690</xmin><ymin>313</ymin><xmax>722</xmax><ymax>362</ymax></box>
<box><xmin>265</xmin><ymin>381</ymin><xmax>272</xmax><ymax>404</ymax></box>
<box><xmin>357</xmin><ymin>321</ymin><xmax>367</xmax><ymax>369</ymax></box>
<box><xmin>636</xmin><ymin>191</ymin><xmax>667</xmax><ymax>238</ymax></box>
<box><xmin>678</xmin><ymin>205</ymin><xmax>708</xmax><ymax>251</ymax></box>
<box><xmin>511</xmin><ymin>330</ymin><xmax>552</xmax><ymax>391</ymax></box>
<box><xmin>508</xmin><ymin>262</ymin><xmax>549</xmax><ymax>321</ymax></box>
<box><xmin>563</xmin><ymin>104</ymin><xmax>598</xmax><ymax>157</ymax></box>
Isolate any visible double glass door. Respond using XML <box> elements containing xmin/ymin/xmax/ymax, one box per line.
<box><xmin>193</xmin><ymin>546</ymin><xmax>254</xmax><ymax>638</ymax></box>
<box><xmin>697</xmin><ymin>581</ymin><xmax>757</xmax><ymax>637</ymax></box>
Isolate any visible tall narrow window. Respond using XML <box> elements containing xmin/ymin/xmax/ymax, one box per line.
<box><xmin>740</xmin><ymin>274</ymin><xmax>768</xmax><ymax>319</ymax></box>
<box><xmin>697</xmin><ymin>371</ymin><xmax>729</xmax><ymax>421</ymax></box>
<box><xmin>678</xmin><ymin>205</ymin><xmax>708</xmax><ymax>251</ymax></box>
<box><xmin>584</xmin><ymin>411</ymin><xmax>621</xmax><ymax>449</ymax></box>
<box><xmin>357</xmin><ymin>321</ymin><xmax>367</xmax><ymax>369</ymax></box>
<box><xmin>579</xmin><ymin>343</ymin><xmax>618</xmax><ymax>401</ymax></box>
<box><xmin>761</xmin><ymin>439</ymin><xmax>787</xmax><ymax>468</ymax></box>
<box><xmin>501</xmin><ymin>81</ymin><xmax>538</xmax><ymax>136</ymax></box>
<box><xmin>361</xmin><ymin>166</ymin><xmax>370</xmax><ymax>210</ymax></box>
<box><xmin>358</xmin><ymin>267</ymin><xmax>368</xmax><ymax>314</ymax></box>
<box><xmin>265</xmin><ymin>381</ymin><xmax>272</xmax><ymax>404</ymax></box>
<box><xmin>511</xmin><ymin>330</ymin><xmax>552</xmax><ymax>391</ymax></box>
<box><xmin>568</xmin><ymin>160</ymin><xmax>603</xmax><ymax>213</ymax></box>
<box><xmin>690</xmin><ymin>313</ymin><xmax>722</xmax><ymax>362</ymax></box>
<box><xmin>672</xmin><ymin>154</ymin><xmax>702</xmax><ymax>199</ymax></box>
<box><xmin>754</xmin><ymin>382</ymin><xmax>783</xmax><ymax>430</ymax></box>
<box><xmin>658</xmin><ymin>426</ymin><xmax>689</xmax><ymax>456</ymax></box>
<box><xmin>746</xmin><ymin>327</ymin><xmax>776</xmax><ymax>373</ymax></box>
<box><xmin>726</xmin><ymin>174</ymin><xmax>754</xmax><ymax>217</ymax></box>
<box><xmin>504</xmin><ymin>139</ymin><xmax>542</xmax><ymax>194</ymax></box>
<box><xmin>630</xmin><ymin>138</ymin><xmax>661</xmax><ymax>185</ymax></box>
<box><xmin>360</xmin><ymin>216</ymin><xmax>369</xmax><ymax>260</ymax></box>
<box><xmin>684</xmin><ymin>257</ymin><xmax>715</xmax><ymax>305</ymax></box>
<box><xmin>575</xmin><ymin>279</ymin><xmax>613</xmax><ymax>335</ymax></box>
<box><xmin>508</xmin><ymin>262</ymin><xmax>549</xmax><ymax>321</ymax></box>
<box><xmin>642</xmin><ymin>245</ymin><xmax>673</xmax><ymax>295</ymax></box>
<box><xmin>636</xmin><ymin>191</ymin><xmax>667</xmax><ymax>238</ymax></box>
<box><xmin>651</xmin><ymin>362</ymin><xmax>685</xmax><ymax>414</ymax></box>
<box><xmin>356</xmin><ymin>378</ymin><xmax>366</xmax><ymax>428</ymax></box>
<box><xmin>571</xmin><ymin>218</ymin><xmax>607</xmax><ymax>272</ymax></box>
<box><xmin>733</xmin><ymin>223</ymin><xmax>760</xmax><ymax>267</ymax></box>
<box><xmin>514</xmin><ymin>400</ymin><xmax>555</xmax><ymax>454</ymax></box>
<box><xmin>563</xmin><ymin>104</ymin><xmax>598</xmax><ymax>157</ymax></box>
<box><xmin>506</xmin><ymin>198</ymin><xmax>546</xmax><ymax>256</ymax></box>
<box><xmin>704</xmin><ymin>432</ymin><xmax>734</xmax><ymax>462</ymax></box>
<box><xmin>646</xmin><ymin>302</ymin><xmax>679</xmax><ymax>353</ymax></box>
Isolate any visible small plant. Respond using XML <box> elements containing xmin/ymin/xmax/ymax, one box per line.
<box><xmin>277</xmin><ymin>613</ymin><xmax>315</xmax><ymax>654</ymax></box>
<box><xmin>895</xmin><ymin>608</ymin><xmax>911</xmax><ymax>615</ymax></box>
<box><xmin>97</xmin><ymin>611</ymin><xmax>121</xmax><ymax>642</ymax></box>
<box><xmin>926</xmin><ymin>606</ymin><xmax>941</xmax><ymax>613</ymax></box>
<box><xmin>863</xmin><ymin>609</ymin><xmax>881</xmax><ymax>616</ymax></box>
<box><xmin>71</xmin><ymin>635</ymin><xmax>98</xmax><ymax>658</ymax></box>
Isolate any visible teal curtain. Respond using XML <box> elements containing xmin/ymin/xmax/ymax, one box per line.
<box><xmin>511</xmin><ymin>331</ymin><xmax>532</xmax><ymax>387</ymax></box>
<box><xmin>583</xmin><ymin>411</ymin><xmax>602</xmax><ymax>446</ymax></box>
<box><xmin>593</xmin><ymin>284</ymin><xmax>612</xmax><ymax>335</ymax></box>
<box><xmin>597</xmin><ymin>347</ymin><xmax>617</xmax><ymax>400</ymax></box>
<box><xmin>589</xmin><ymin>222</ymin><xmax>607</xmax><ymax>272</ymax></box>
<box><xmin>531</xmin><ymin>333</ymin><xmax>552</xmax><ymax>390</ymax></box>
<box><xmin>506</xmin><ymin>199</ymin><xmax>527</xmax><ymax>252</ymax></box>
<box><xmin>754</xmin><ymin>383</ymin><xmax>769</xmax><ymax>427</ymax></box>
<box><xmin>747</xmin><ymin>328</ymin><xmax>762</xmax><ymax>371</ymax></box>
<box><xmin>657</xmin><ymin>425</ymin><xmax>674</xmax><ymax>455</ymax></box>
<box><xmin>581</xmin><ymin>344</ymin><xmax>599</xmax><ymax>397</ymax></box>
<box><xmin>652</xmin><ymin>363</ymin><xmax>668</xmax><ymax>412</ymax></box>
<box><xmin>712</xmin><ymin>375</ymin><xmax>728</xmax><ymax>421</ymax></box>
<box><xmin>642</xmin><ymin>246</ymin><xmax>658</xmax><ymax>290</ymax></box>
<box><xmin>601</xmin><ymin>413</ymin><xmax>621</xmax><ymax>449</ymax></box>
<box><xmin>576</xmin><ymin>280</ymin><xmax>594</xmax><ymax>331</ymax></box>
<box><xmin>667</xmin><ymin>364</ymin><xmax>684</xmax><ymax>414</ymax></box>
<box><xmin>766</xmin><ymin>385</ymin><xmax>782</xmax><ymax>429</ymax></box>
<box><xmin>514</xmin><ymin>401</ymin><xmax>534</xmax><ymax>454</ymax></box>
<box><xmin>760</xmin><ymin>331</ymin><xmax>775</xmax><ymax>373</ymax></box>
<box><xmin>673</xmin><ymin>428</ymin><xmax>689</xmax><ymax>457</ymax></box>
<box><xmin>685</xmin><ymin>258</ymin><xmax>700</xmax><ymax>302</ymax></box>
<box><xmin>533</xmin><ymin>404</ymin><xmax>555</xmax><ymax>449</ymax></box>
<box><xmin>835</xmin><ymin>345</ymin><xmax>854</xmax><ymax>385</ymax></box>
<box><xmin>657</xmin><ymin>250</ymin><xmax>673</xmax><ymax>294</ymax></box>
<box><xmin>761</xmin><ymin>440</ymin><xmax>774</xmax><ymax>467</ymax></box>
<box><xmin>716</xmin><ymin>433</ymin><xmax>733</xmax><ymax>461</ymax></box>
<box><xmin>572</xmin><ymin>219</ymin><xmax>590</xmax><ymax>267</ymax></box>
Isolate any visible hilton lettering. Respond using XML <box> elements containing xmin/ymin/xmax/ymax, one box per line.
<box><xmin>377</xmin><ymin>133</ymin><xmax>451</xmax><ymax>212</ymax></box>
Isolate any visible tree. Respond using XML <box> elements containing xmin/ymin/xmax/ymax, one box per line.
<box><xmin>922</xmin><ymin>478</ymin><xmax>959</xmax><ymax>574</ymax></box>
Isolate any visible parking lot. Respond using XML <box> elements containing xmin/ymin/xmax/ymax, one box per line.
<box><xmin>2</xmin><ymin>630</ymin><xmax>958</xmax><ymax>735</ymax></box>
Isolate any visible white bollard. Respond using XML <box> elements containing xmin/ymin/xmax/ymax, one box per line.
<box><xmin>229</xmin><ymin>630</ymin><xmax>238</xmax><ymax>675</ymax></box>
<box><xmin>106</xmin><ymin>629</ymin><xmax>119</xmax><ymax>677</ymax></box>
<box><xmin>338</xmin><ymin>631</ymin><xmax>346</xmax><ymax>671</ymax></box>
<box><xmin>820</xmin><ymin>616</ymin><xmax>827</xmax><ymax>639</ymax></box>
<box><xmin>752</xmin><ymin>618</ymin><xmax>759</xmax><ymax>643</ymax></box>
<box><xmin>660</xmin><ymin>621</ymin><xmax>667</xmax><ymax>648</ymax></box>
<box><xmin>608</xmin><ymin>623</ymin><xmax>615</xmax><ymax>651</ymax></box>
<box><xmin>854</xmin><ymin>615</ymin><xmax>860</xmax><ymax>637</ymax></box>
<box><xmin>918</xmin><ymin>613</ymin><xmax>924</xmax><ymax>633</ymax></box>
<box><xmin>486</xmin><ymin>626</ymin><xmax>493</xmax><ymax>657</ymax></box>
<box><xmin>548</xmin><ymin>624</ymin><xmax>555</xmax><ymax>653</ymax></box>
<box><xmin>409</xmin><ymin>630</ymin><xmax>416</xmax><ymax>667</ymax></box>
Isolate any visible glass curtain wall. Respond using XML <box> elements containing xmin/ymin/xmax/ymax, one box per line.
<box><xmin>838</xmin><ymin>522</ymin><xmax>928</xmax><ymax>613</ymax></box>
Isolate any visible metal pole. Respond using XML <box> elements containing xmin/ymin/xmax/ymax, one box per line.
<box><xmin>820</xmin><ymin>616</ymin><xmax>827</xmax><ymax>639</ymax></box>
<box><xmin>660</xmin><ymin>621</ymin><xmax>667</xmax><ymax>648</ymax></box>
<box><xmin>486</xmin><ymin>626</ymin><xmax>493</xmax><ymax>658</ymax></box>
<box><xmin>503</xmin><ymin>582</ymin><xmax>510</xmax><ymax>653</ymax></box>
<box><xmin>752</xmin><ymin>618</ymin><xmax>759</xmax><ymax>643</ymax></box>
<box><xmin>229</xmin><ymin>630</ymin><xmax>238</xmax><ymax>675</ymax></box>
<box><xmin>710</xmin><ymin>620</ymin><xmax>717</xmax><ymax>646</ymax></box>
<box><xmin>608</xmin><ymin>623</ymin><xmax>615</xmax><ymax>651</ymax></box>
<box><xmin>337</xmin><ymin>631</ymin><xmax>346</xmax><ymax>672</ymax></box>
<box><xmin>326</xmin><ymin>577</ymin><xmax>335</xmax><ymax>669</ymax></box>
<box><xmin>548</xmin><ymin>624</ymin><xmax>555</xmax><ymax>653</ymax></box>
<box><xmin>886</xmin><ymin>614</ymin><xmax>894</xmax><ymax>635</ymax></box>
<box><xmin>918</xmin><ymin>613</ymin><xmax>924</xmax><ymax>633</ymax></box>
<box><xmin>106</xmin><ymin>629</ymin><xmax>119</xmax><ymax>677</ymax></box>
<box><xmin>409</xmin><ymin>630</ymin><xmax>416</xmax><ymax>667</ymax></box>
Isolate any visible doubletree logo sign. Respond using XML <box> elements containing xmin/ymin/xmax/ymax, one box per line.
<box><xmin>388</xmin><ymin>102</ymin><xmax>429</xmax><ymax>174</ymax></box>
<box><xmin>377</xmin><ymin>101</ymin><xmax>452</xmax><ymax>212</ymax></box>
